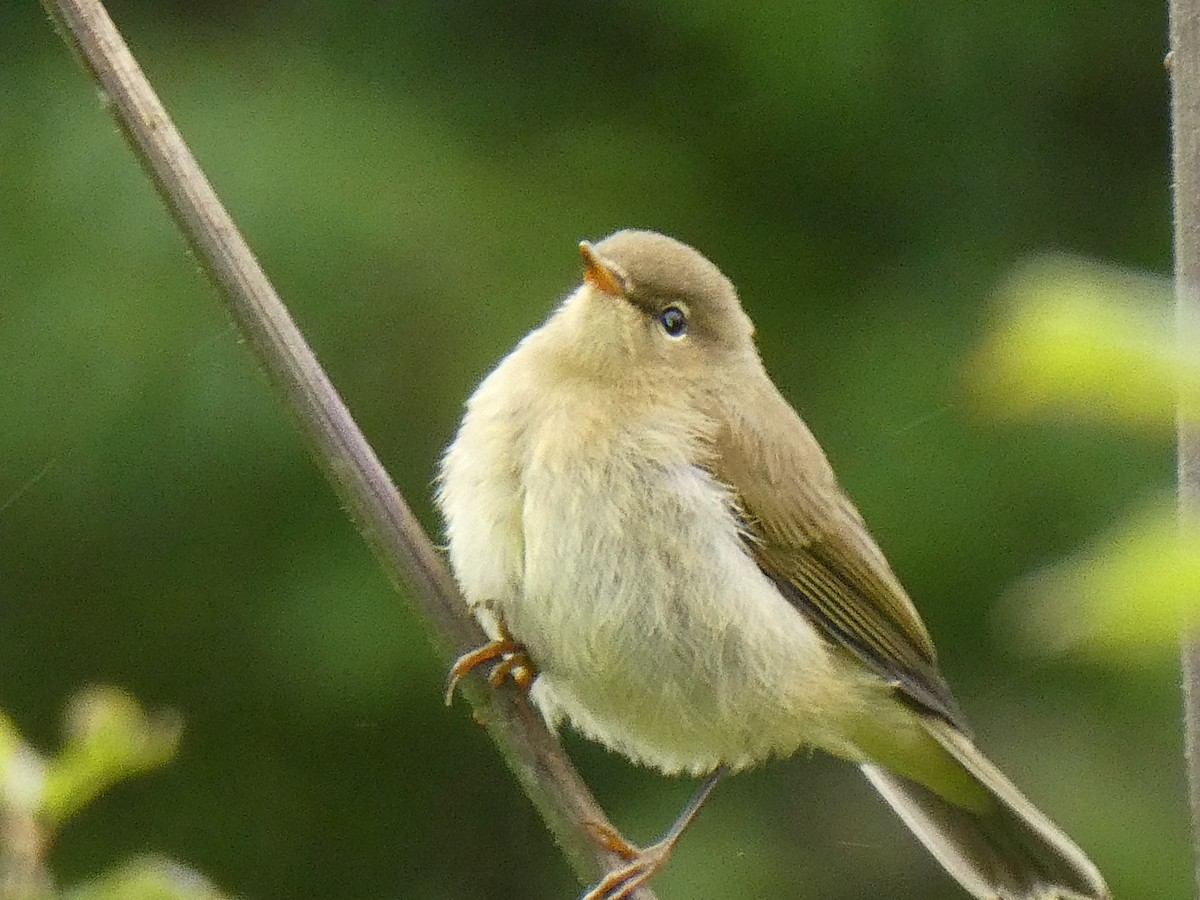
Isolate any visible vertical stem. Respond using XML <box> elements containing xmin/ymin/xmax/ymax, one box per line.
<box><xmin>1170</xmin><ymin>1</ymin><xmax>1200</xmax><ymax>893</ymax></box>
<box><xmin>0</xmin><ymin>721</ymin><xmax>49</xmax><ymax>900</ymax></box>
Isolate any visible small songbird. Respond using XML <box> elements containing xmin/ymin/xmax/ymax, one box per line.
<box><xmin>436</xmin><ymin>229</ymin><xmax>1109</xmax><ymax>900</ymax></box>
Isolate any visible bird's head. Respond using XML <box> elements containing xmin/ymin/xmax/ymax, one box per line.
<box><xmin>542</xmin><ymin>230</ymin><xmax>758</xmax><ymax>391</ymax></box>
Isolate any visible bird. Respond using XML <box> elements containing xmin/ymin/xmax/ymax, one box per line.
<box><xmin>436</xmin><ymin>228</ymin><xmax>1109</xmax><ymax>900</ymax></box>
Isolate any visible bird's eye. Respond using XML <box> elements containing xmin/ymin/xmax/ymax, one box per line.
<box><xmin>658</xmin><ymin>306</ymin><xmax>688</xmax><ymax>338</ymax></box>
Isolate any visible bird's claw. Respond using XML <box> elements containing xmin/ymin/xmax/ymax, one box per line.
<box><xmin>444</xmin><ymin>633</ymin><xmax>537</xmax><ymax>705</ymax></box>
<box><xmin>579</xmin><ymin>838</ymin><xmax>673</xmax><ymax>900</ymax></box>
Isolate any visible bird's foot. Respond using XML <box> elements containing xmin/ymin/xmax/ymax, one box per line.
<box><xmin>444</xmin><ymin>631</ymin><xmax>536</xmax><ymax>705</ymax></box>
<box><xmin>579</xmin><ymin>766</ymin><xmax>728</xmax><ymax>900</ymax></box>
<box><xmin>579</xmin><ymin>825</ymin><xmax>674</xmax><ymax>900</ymax></box>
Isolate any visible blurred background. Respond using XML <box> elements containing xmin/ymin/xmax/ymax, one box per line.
<box><xmin>0</xmin><ymin>1</ymin><xmax>1181</xmax><ymax>898</ymax></box>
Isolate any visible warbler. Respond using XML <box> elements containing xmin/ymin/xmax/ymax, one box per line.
<box><xmin>437</xmin><ymin>229</ymin><xmax>1108</xmax><ymax>900</ymax></box>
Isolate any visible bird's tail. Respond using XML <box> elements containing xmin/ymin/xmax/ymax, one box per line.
<box><xmin>860</xmin><ymin>716</ymin><xmax>1108</xmax><ymax>900</ymax></box>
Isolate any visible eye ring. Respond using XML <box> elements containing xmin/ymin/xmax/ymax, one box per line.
<box><xmin>658</xmin><ymin>305</ymin><xmax>688</xmax><ymax>338</ymax></box>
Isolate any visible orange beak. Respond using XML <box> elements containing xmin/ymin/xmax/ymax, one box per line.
<box><xmin>579</xmin><ymin>241</ymin><xmax>626</xmax><ymax>296</ymax></box>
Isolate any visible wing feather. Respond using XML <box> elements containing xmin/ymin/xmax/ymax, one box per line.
<box><xmin>708</xmin><ymin>380</ymin><xmax>964</xmax><ymax>727</ymax></box>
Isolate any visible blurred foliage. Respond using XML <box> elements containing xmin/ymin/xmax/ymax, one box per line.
<box><xmin>970</xmin><ymin>259</ymin><xmax>1200</xmax><ymax>667</ymax></box>
<box><xmin>1001</xmin><ymin>498</ymin><xmax>1200</xmax><ymax>663</ymax></box>
<box><xmin>969</xmin><ymin>257</ymin><xmax>1179</xmax><ymax>431</ymax></box>
<box><xmin>0</xmin><ymin>1</ymin><xmax>1181</xmax><ymax>899</ymax></box>
<box><xmin>0</xmin><ymin>686</ymin><xmax>223</xmax><ymax>900</ymax></box>
<box><xmin>63</xmin><ymin>858</ymin><xmax>229</xmax><ymax>900</ymax></box>
<box><xmin>40</xmin><ymin>686</ymin><xmax>181</xmax><ymax>827</ymax></box>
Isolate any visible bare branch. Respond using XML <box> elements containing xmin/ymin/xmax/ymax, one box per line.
<box><xmin>35</xmin><ymin>0</ymin><xmax>651</xmax><ymax>894</ymax></box>
<box><xmin>1170</xmin><ymin>0</ymin><xmax>1200</xmax><ymax>893</ymax></box>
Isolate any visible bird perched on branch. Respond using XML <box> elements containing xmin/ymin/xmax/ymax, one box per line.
<box><xmin>438</xmin><ymin>229</ymin><xmax>1109</xmax><ymax>900</ymax></box>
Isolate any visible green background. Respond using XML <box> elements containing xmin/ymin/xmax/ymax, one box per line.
<box><xmin>0</xmin><ymin>1</ymin><xmax>1180</xmax><ymax>897</ymax></box>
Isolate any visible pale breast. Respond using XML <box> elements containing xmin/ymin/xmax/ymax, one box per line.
<box><xmin>508</xmin><ymin>400</ymin><xmax>869</xmax><ymax>774</ymax></box>
<box><xmin>440</xmin><ymin>347</ymin><xmax>873</xmax><ymax>775</ymax></box>
<box><xmin>438</xmin><ymin>352</ymin><xmax>533</xmax><ymax>625</ymax></box>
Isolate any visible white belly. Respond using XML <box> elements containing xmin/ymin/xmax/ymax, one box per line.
<box><xmin>439</xmin><ymin>362</ymin><xmax>873</xmax><ymax>775</ymax></box>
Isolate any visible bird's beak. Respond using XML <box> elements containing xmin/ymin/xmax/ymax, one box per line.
<box><xmin>579</xmin><ymin>241</ymin><xmax>626</xmax><ymax>296</ymax></box>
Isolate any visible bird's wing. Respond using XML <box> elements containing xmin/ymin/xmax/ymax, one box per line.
<box><xmin>708</xmin><ymin>388</ymin><xmax>964</xmax><ymax>728</ymax></box>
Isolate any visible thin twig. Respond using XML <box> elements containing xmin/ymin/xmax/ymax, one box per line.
<box><xmin>35</xmin><ymin>0</ymin><xmax>651</xmax><ymax>894</ymax></box>
<box><xmin>1170</xmin><ymin>1</ymin><xmax>1200</xmax><ymax>893</ymax></box>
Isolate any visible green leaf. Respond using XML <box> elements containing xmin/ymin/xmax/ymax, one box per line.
<box><xmin>967</xmin><ymin>256</ymin><xmax>1183</xmax><ymax>432</ymax></box>
<box><xmin>63</xmin><ymin>856</ymin><xmax>232</xmax><ymax>900</ymax></box>
<box><xmin>999</xmin><ymin>499</ymin><xmax>1200</xmax><ymax>663</ymax></box>
<box><xmin>39</xmin><ymin>686</ymin><xmax>181</xmax><ymax>827</ymax></box>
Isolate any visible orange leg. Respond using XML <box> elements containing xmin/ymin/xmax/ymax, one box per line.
<box><xmin>585</xmin><ymin>822</ymin><xmax>640</xmax><ymax>861</ymax></box>
<box><xmin>486</xmin><ymin>652</ymin><xmax>536</xmax><ymax>691</ymax></box>
<box><xmin>579</xmin><ymin>768</ymin><xmax>727</xmax><ymax>900</ymax></box>
<box><xmin>444</xmin><ymin>624</ymin><xmax>537</xmax><ymax>706</ymax></box>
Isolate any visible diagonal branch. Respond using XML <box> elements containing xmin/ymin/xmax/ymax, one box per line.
<box><xmin>35</xmin><ymin>0</ymin><xmax>652</xmax><ymax>895</ymax></box>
